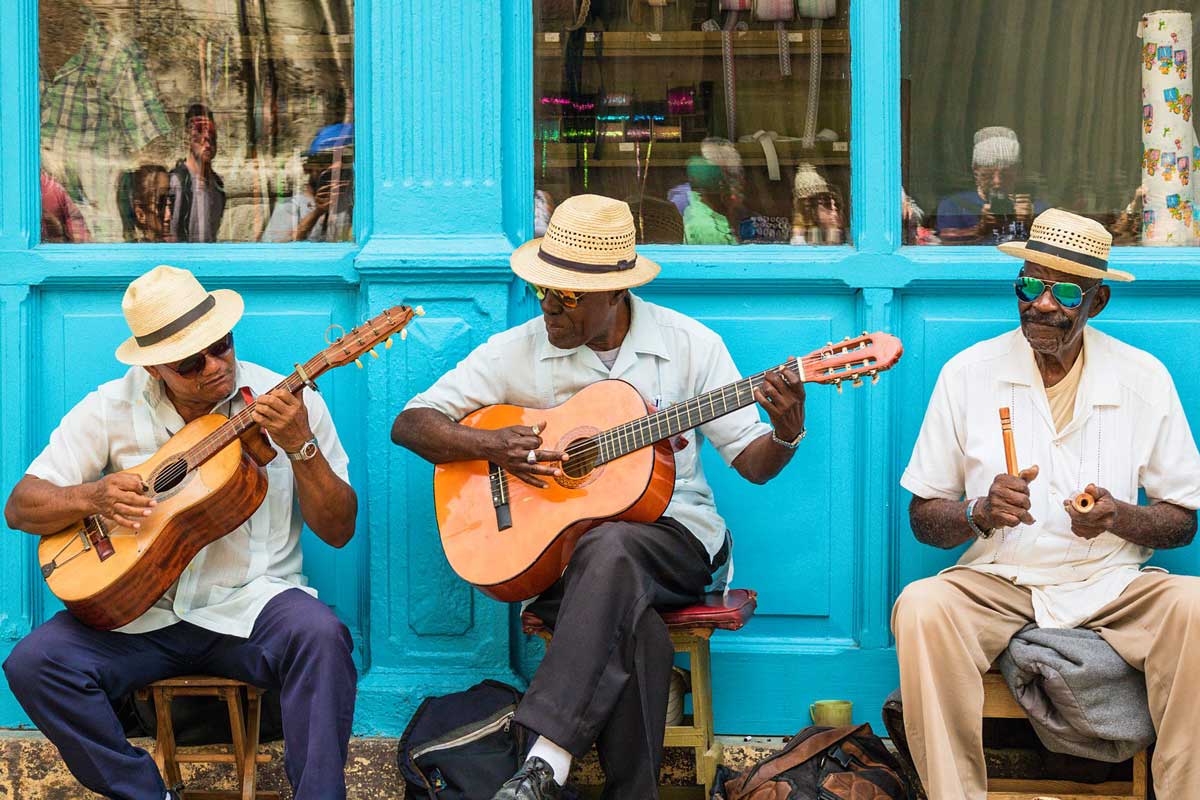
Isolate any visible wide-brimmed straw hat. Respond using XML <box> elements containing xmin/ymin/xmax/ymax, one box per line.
<box><xmin>115</xmin><ymin>265</ymin><xmax>244</xmax><ymax>366</ymax></box>
<box><xmin>510</xmin><ymin>194</ymin><xmax>661</xmax><ymax>291</ymax></box>
<box><xmin>998</xmin><ymin>208</ymin><xmax>1134</xmax><ymax>282</ymax></box>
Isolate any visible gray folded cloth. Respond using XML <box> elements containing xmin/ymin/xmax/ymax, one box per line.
<box><xmin>996</xmin><ymin>624</ymin><xmax>1155</xmax><ymax>763</ymax></box>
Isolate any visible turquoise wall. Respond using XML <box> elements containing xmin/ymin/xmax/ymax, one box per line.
<box><xmin>4</xmin><ymin>0</ymin><xmax>1200</xmax><ymax>739</ymax></box>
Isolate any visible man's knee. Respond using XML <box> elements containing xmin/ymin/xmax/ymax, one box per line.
<box><xmin>891</xmin><ymin>576</ymin><xmax>959</xmax><ymax>639</ymax></box>
<box><xmin>1159</xmin><ymin>575</ymin><xmax>1200</xmax><ymax>620</ymax></box>
<box><xmin>281</xmin><ymin>600</ymin><xmax>353</xmax><ymax>661</ymax></box>
<box><xmin>3</xmin><ymin>627</ymin><xmax>60</xmax><ymax>699</ymax></box>
<box><xmin>571</xmin><ymin>522</ymin><xmax>642</xmax><ymax>572</ymax></box>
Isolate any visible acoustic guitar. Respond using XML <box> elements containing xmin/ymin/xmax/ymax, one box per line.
<box><xmin>435</xmin><ymin>332</ymin><xmax>904</xmax><ymax>602</ymax></box>
<box><xmin>38</xmin><ymin>305</ymin><xmax>421</xmax><ymax>630</ymax></box>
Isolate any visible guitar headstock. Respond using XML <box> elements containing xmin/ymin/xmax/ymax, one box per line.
<box><xmin>802</xmin><ymin>332</ymin><xmax>903</xmax><ymax>391</ymax></box>
<box><xmin>323</xmin><ymin>305</ymin><xmax>424</xmax><ymax>369</ymax></box>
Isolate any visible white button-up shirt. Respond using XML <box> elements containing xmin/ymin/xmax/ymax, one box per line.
<box><xmin>26</xmin><ymin>360</ymin><xmax>351</xmax><ymax>637</ymax></box>
<box><xmin>902</xmin><ymin>327</ymin><xmax>1200</xmax><ymax>629</ymax></box>
<box><xmin>405</xmin><ymin>294</ymin><xmax>772</xmax><ymax>561</ymax></box>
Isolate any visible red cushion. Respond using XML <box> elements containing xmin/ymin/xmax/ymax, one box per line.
<box><xmin>522</xmin><ymin>589</ymin><xmax>757</xmax><ymax>636</ymax></box>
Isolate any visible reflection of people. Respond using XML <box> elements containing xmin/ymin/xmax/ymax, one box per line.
<box><xmin>683</xmin><ymin>155</ymin><xmax>737</xmax><ymax>244</ymax></box>
<box><xmin>39</xmin><ymin>0</ymin><xmax>170</xmax><ymax>241</ymax></box>
<box><xmin>936</xmin><ymin>126</ymin><xmax>1046</xmax><ymax>244</ymax></box>
<box><xmin>169</xmin><ymin>104</ymin><xmax>226</xmax><ymax>243</ymax></box>
<box><xmin>2</xmin><ymin>266</ymin><xmax>359</xmax><ymax>800</ymax></box>
<box><xmin>41</xmin><ymin>171</ymin><xmax>91</xmax><ymax>243</ymax></box>
<box><xmin>263</xmin><ymin>123</ymin><xmax>354</xmax><ymax>243</ymax></box>
<box><xmin>393</xmin><ymin>196</ymin><xmax>807</xmax><ymax>799</ymax></box>
<box><xmin>790</xmin><ymin>163</ymin><xmax>844</xmax><ymax>245</ymax></box>
<box><xmin>117</xmin><ymin>164</ymin><xmax>172</xmax><ymax>243</ymax></box>
<box><xmin>895</xmin><ymin>209</ymin><xmax>1200</xmax><ymax>798</ymax></box>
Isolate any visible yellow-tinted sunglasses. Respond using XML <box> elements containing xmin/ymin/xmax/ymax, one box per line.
<box><xmin>527</xmin><ymin>282</ymin><xmax>585</xmax><ymax>309</ymax></box>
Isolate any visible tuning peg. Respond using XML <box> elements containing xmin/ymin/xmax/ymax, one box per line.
<box><xmin>852</xmin><ymin>377</ymin><xmax>864</xmax><ymax>388</ymax></box>
<box><xmin>871</xmin><ymin>371</ymin><xmax>880</xmax><ymax>385</ymax></box>
<box><xmin>385</xmin><ymin>337</ymin><xmax>393</xmax><ymax>349</ymax></box>
<box><xmin>415</xmin><ymin>306</ymin><xmax>426</xmax><ymax>316</ymax></box>
<box><xmin>862</xmin><ymin>330</ymin><xmax>869</xmax><ymax>336</ymax></box>
<box><xmin>835</xmin><ymin>380</ymin><xmax>843</xmax><ymax>394</ymax></box>
<box><xmin>370</xmin><ymin>349</ymin><xmax>380</xmax><ymax>359</ymax></box>
<box><xmin>355</xmin><ymin>358</ymin><xmax>364</xmax><ymax>369</ymax></box>
<box><xmin>843</xmin><ymin>336</ymin><xmax>851</xmax><ymax>342</ymax></box>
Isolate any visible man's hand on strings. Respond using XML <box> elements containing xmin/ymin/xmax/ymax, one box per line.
<box><xmin>483</xmin><ymin>422</ymin><xmax>569</xmax><ymax>488</ymax></box>
<box><xmin>754</xmin><ymin>361</ymin><xmax>806</xmax><ymax>443</ymax></box>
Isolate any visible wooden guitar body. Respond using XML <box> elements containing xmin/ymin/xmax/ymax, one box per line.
<box><xmin>37</xmin><ymin>414</ymin><xmax>268</xmax><ymax>630</ymax></box>
<box><xmin>434</xmin><ymin>379</ymin><xmax>676</xmax><ymax>603</ymax></box>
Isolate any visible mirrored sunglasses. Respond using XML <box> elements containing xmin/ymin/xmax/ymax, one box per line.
<box><xmin>165</xmin><ymin>332</ymin><xmax>233</xmax><ymax>377</ymax></box>
<box><xmin>1013</xmin><ymin>276</ymin><xmax>1093</xmax><ymax>309</ymax></box>
<box><xmin>527</xmin><ymin>282</ymin><xmax>584</xmax><ymax>309</ymax></box>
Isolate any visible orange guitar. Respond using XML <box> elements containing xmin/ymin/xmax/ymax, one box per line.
<box><xmin>435</xmin><ymin>332</ymin><xmax>904</xmax><ymax>602</ymax></box>
<box><xmin>38</xmin><ymin>305</ymin><xmax>421</xmax><ymax>630</ymax></box>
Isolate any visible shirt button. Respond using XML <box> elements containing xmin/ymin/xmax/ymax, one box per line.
<box><xmin>1053</xmin><ymin>440</ymin><xmax>1062</xmax><ymax>447</ymax></box>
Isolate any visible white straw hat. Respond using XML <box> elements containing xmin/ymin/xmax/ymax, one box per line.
<box><xmin>510</xmin><ymin>195</ymin><xmax>661</xmax><ymax>291</ymax></box>
<box><xmin>998</xmin><ymin>208</ymin><xmax>1134</xmax><ymax>282</ymax></box>
<box><xmin>115</xmin><ymin>265</ymin><xmax>245</xmax><ymax>365</ymax></box>
<box><xmin>793</xmin><ymin>163</ymin><xmax>831</xmax><ymax>200</ymax></box>
<box><xmin>973</xmin><ymin>126</ymin><xmax>1021</xmax><ymax>169</ymax></box>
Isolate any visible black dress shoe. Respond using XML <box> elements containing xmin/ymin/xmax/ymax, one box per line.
<box><xmin>491</xmin><ymin>756</ymin><xmax>562</xmax><ymax>800</ymax></box>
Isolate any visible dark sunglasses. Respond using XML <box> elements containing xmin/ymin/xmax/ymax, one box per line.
<box><xmin>528</xmin><ymin>282</ymin><xmax>584</xmax><ymax>309</ymax></box>
<box><xmin>164</xmin><ymin>332</ymin><xmax>233</xmax><ymax>377</ymax></box>
<box><xmin>1014</xmin><ymin>276</ymin><xmax>1096</xmax><ymax>310</ymax></box>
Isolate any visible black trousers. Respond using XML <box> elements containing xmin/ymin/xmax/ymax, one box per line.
<box><xmin>515</xmin><ymin>518</ymin><xmax>714</xmax><ymax>799</ymax></box>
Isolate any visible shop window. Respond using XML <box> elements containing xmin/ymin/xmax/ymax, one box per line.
<box><xmin>534</xmin><ymin>0</ymin><xmax>851</xmax><ymax>245</ymax></box>
<box><xmin>903</xmin><ymin>1</ymin><xmax>1200</xmax><ymax>247</ymax></box>
<box><xmin>39</xmin><ymin>0</ymin><xmax>354</xmax><ymax>244</ymax></box>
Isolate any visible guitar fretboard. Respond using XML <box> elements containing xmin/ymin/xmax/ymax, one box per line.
<box><xmin>574</xmin><ymin>356</ymin><xmax>802</xmax><ymax>467</ymax></box>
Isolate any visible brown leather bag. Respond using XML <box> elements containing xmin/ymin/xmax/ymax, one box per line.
<box><xmin>722</xmin><ymin>724</ymin><xmax>908</xmax><ymax>800</ymax></box>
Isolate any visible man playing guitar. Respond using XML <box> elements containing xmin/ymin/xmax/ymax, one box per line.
<box><xmin>392</xmin><ymin>194</ymin><xmax>807</xmax><ymax>799</ymax></box>
<box><xmin>3</xmin><ymin>265</ymin><xmax>359</xmax><ymax>800</ymax></box>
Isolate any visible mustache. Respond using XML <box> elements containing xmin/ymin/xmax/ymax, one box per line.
<box><xmin>1021</xmin><ymin>311</ymin><xmax>1071</xmax><ymax>330</ymax></box>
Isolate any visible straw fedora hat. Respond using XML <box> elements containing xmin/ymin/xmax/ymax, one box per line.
<box><xmin>510</xmin><ymin>194</ymin><xmax>661</xmax><ymax>291</ymax></box>
<box><xmin>115</xmin><ymin>265</ymin><xmax>244</xmax><ymax>366</ymax></box>
<box><xmin>998</xmin><ymin>208</ymin><xmax>1134</xmax><ymax>282</ymax></box>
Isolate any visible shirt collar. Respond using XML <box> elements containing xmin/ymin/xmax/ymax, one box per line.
<box><xmin>536</xmin><ymin>293</ymin><xmax>671</xmax><ymax>363</ymax></box>
<box><xmin>995</xmin><ymin>326</ymin><xmax>1122</xmax><ymax>407</ymax></box>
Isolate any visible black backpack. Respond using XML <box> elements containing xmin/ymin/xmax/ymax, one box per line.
<box><xmin>398</xmin><ymin>680</ymin><xmax>529</xmax><ymax>799</ymax></box>
<box><xmin>715</xmin><ymin>724</ymin><xmax>909</xmax><ymax>800</ymax></box>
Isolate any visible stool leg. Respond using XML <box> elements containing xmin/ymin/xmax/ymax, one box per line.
<box><xmin>153</xmin><ymin>688</ymin><xmax>184</xmax><ymax>792</ymax></box>
<box><xmin>1133</xmin><ymin>750</ymin><xmax>1149</xmax><ymax>799</ymax></box>
<box><xmin>223</xmin><ymin>686</ymin><xmax>248</xmax><ymax>789</ymax></box>
<box><xmin>242</xmin><ymin>688</ymin><xmax>264</xmax><ymax>800</ymax></box>
<box><xmin>690</xmin><ymin>635</ymin><xmax>719</xmax><ymax>795</ymax></box>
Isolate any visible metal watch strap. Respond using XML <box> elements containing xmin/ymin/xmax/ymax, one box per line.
<box><xmin>966</xmin><ymin>497</ymin><xmax>992</xmax><ymax>539</ymax></box>
<box><xmin>286</xmin><ymin>437</ymin><xmax>319</xmax><ymax>462</ymax></box>
<box><xmin>770</xmin><ymin>426</ymin><xmax>806</xmax><ymax>449</ymax></box>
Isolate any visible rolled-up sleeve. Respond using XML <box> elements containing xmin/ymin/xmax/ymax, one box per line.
<box><xmin>1140</xmin><ymin>376</ymin><xmax>1200</xmax><ymax>509</ymax></box>
<box><xmin>404</xmin><ymin>336</ymin><xmax>511</xmax><ymax>422</ymax></box>
<box><xmin>27</xmin><ymin>391</ymin><xmax>109</xmax><ymax>487</ymax></box>
<box><xmin>696</xmin><ymin>339</ymin><xmax>772</xmax><ymax>467</ymax></box>
<box><xmin>900</xmin><ymin>366</ymin><xmax>966</xmax><ymax>501</ymax></box>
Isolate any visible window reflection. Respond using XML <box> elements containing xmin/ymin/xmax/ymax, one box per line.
<box><xmin>39</xmin><ymin>0</ymin><xmax>354</xmax><ymax>244</ymax></box>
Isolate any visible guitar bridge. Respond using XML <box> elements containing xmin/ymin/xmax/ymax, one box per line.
<box><xmin>83</xmin><ymin>516</ymin><xmax>116</xmax><ymax>562</ymax></box>
<box><xmin>489</xmin><ymin>463</ymin><xmax>512</xmax><ymax>531</ymax></box>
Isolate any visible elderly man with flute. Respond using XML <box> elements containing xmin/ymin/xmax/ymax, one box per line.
<box><xmin>893</xmin><ymin>208</ymin><xmax>1200</xmax><ymax>799</ymax></box>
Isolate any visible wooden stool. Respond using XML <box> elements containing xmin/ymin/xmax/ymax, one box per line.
<box><xmin>136</xmin><ymin>675</ymin><xmax>279</xmax><ymax>800</ymax></box>
<box><xmin>982</xmin><ymin>670</ymin><xmax>1149</xmax><ymax>800</ymax></box>
<box><xmin>522</xmin><ymin>588</ymin><xmax>757</xmax><ymax>795</ymax></box>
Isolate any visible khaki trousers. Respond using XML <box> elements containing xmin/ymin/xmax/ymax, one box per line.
<box><xmin>891</xmin><ymin>569</ymin><xmax>1200</xmax><ymax>799</ymax></box>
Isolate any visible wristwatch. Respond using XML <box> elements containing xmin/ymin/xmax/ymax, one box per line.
<box><xmin>770</xmin><ymin>426</ymin><xmax>807</xmax><ymax>449</ymax></box>
<box><xmin>286</xmin><ymin>437</ymin><xmax>320</xmax><ymax>462</ymax></box>
<box><xmin>966</xmin><ymin>497</ymin><xmax>993</xmax><ymax>539</ymax></box>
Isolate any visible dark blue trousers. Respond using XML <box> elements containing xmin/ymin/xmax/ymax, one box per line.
<box><xmin>2</xmin><ymin>588</ymin><xmax>356</xmax><ymax>800</ymax></box>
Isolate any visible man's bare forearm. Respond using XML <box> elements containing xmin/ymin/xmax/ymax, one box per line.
<box><xmin>1110</xmin><ymin>500</ymin><xmax>1197</xmax><ymax>549</ymax></box>
<box><xmin>909</xmin><ymin>496</ymin><xmax>976</xmax><ymax>549</ymax></box>
<box><xmin>391</xmin><ymin>407</ymin><xmax>492</xmax><ymax>464</ymax></box>
<box><xmin>4</xmin><ymin>476</ymin><xmax>97</xmax><ymax>535</ymax></box>
<box><xmin>292</xmin><ymin>455</ymin><xmax>358</xmax><ymax>548</ymax></box>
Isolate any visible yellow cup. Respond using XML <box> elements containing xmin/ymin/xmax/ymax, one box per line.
<box><xmin>810</xmin><ymin>699</ymin><xmax>853</xmax><ymax>727</ymax></box>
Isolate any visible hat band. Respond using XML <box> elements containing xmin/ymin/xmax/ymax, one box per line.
<box><xmin>538</xmin><ymin>246</ymin><xmax>637</xmax><ymax>274</ymax></box>
<box><xmin>134</xmin><ymin>294</ymin><xmax>216</xmax><ymax>347</ymax></box>
<box><xmin>1024</xmin><ymin>239</ymin><xmax>1108</xmax><ymax>271</ymax></box>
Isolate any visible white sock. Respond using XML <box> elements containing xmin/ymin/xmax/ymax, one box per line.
<box><xmin>527</xmin><ymin>735</ymin><xmax>572</xmax><ymax>786</ymax></box>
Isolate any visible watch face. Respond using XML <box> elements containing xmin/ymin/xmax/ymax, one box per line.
<box><xmin>301</xmin><ymin>440</ymin><xmax>318</xmax><ymax>459</ymax></box>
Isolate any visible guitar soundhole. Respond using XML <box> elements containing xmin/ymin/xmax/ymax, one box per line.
<box><xmin>152</xmin><ymin>457</ymin><xmax>189</xmax><ymax>495</ymax></box>
<box><xmin>556</xmin><ymin>431</ymin><xmax>603</xmax><ymax>488</ymax></box>
<box><xmin>562</xmin><ymin>444</ymin><xmax>599</xmax><ymax>479</ymax></box>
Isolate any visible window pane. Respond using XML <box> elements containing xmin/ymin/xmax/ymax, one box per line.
<box><xmin>534</xmin><ymin>0</ymin><xmax>851</xmax><ymax>245</ymax></box>
<box><xmin>39</xmin><ymin>1</ymin><xmax>354</xmax><ymax>244</ymax></box>
<box><xmin>903</xmin><ymin>2</ymin><xmax>1200</xmax><ymax>247</ymax></box>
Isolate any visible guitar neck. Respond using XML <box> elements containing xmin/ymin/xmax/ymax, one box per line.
<box><xmin>180</xmin><ymin>354</ymin><xmax>332</xmax><ymax>470</ymax></box>
<box><xmin>595</xmin><ymin>356</ymin><xmax>802</xmax><ymax>466</ymax></box>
